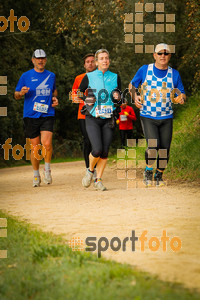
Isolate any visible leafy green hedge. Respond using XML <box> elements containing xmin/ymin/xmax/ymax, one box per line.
<box><xmin>166</xmin><ymin>93</ymin><xmax>200</xmax><ymax>181</ymax></box>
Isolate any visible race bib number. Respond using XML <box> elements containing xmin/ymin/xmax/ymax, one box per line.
<box><xmin>33</xmin><ymin>102</ymin><xmax>49</xmax><ymax>113</ymax></box>
<box><xmin>96</xmin><ymin>105</ymin><xmax>113</xmax><ymax>118</ymax></box>
<box><xmin>120</xmin><ymin>115</ymin><xmax>127</xmax><ymax>121</ymax></box>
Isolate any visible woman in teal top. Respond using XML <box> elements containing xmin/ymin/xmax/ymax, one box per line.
<box><xmin>79</xmin><ymin>49</ymin><xmax>121</xmax><ymax>191</ymax></box>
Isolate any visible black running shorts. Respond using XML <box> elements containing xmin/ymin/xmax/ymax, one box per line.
<box><xmin>23</xmin><ymin>116</ymin><xmax>55</xmax><ymax>139</ymax></box>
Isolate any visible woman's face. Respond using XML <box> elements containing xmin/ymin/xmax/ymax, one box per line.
<box><xmin>96</xmin><ymin>52</ymin><xmax>110</xmax><ymax>72</ymax></box>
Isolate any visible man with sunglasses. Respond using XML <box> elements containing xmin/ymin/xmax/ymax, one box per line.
<box><xmin>129</xmin><ymin>43</ymin><xmax>186</xmax><ymax>186</ymax></box>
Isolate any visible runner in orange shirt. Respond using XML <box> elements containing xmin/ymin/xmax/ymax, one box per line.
<box><xmin>71</xmin><ymin>54</ymin><xmax>96</xmax><ymax>170</ymax></box>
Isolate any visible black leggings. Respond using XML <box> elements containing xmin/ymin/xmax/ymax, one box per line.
<box><xmin>79</xmin><ymin>119</ymin><xmax>92</xmax><ymax>168</ymax></box>
<box><xmin>85</xmin><ymin>115</ymin><xmax>113</xmax><ymax>159</ymax></box>
<box><xmin>120</xmin><ymin>130</ymin><xmax>133</xmax><ymax>147</ymax></box>
<box><xmin>140</xmin><ymin>116</ymin><xmax>173</xmax><ymax>171</ymax></box>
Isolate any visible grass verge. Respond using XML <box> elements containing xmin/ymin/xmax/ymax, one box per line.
<box><xmin>0</xmin><ymin>211</ymin><xmax>199</xmax><ymax>300</ymax></box>
<box><xmin>166</xmin><ymin>94</ymin><xmax>200</xmax><ymax>182</ymax></box>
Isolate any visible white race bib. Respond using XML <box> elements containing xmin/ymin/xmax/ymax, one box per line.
<box><xmin>33</xmin><ymin>102</ymin><xmax>49</xmax><ymax>113</ymax></box>
<box><xmin>96</xmin><ymin>105</ymin><xmax>113</xmax><ymax>118</ymax></box>
<box><xmin>120</xmin><ymin>115</ymin><xmax>127</xmax><ymax>121</ymax></box>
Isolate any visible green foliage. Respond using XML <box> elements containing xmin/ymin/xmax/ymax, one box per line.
<box><xmin>179</xmin><ymin>0</ymin><xmax>200</xmax><ymax>93</ymax></box>
<box><xmin>32</xmin><ymin>244</ymin><xmax>68</xmax><ymax>262</ymax></box>
<box><xmin>166</xmin><ymin>93</ymin><xmax>200</xmax><ymax>181</ymax></box>
<box><xmin>0</xmin><ymin>0</ymin><xmax>199</xmax><ymax>168</ymax></box>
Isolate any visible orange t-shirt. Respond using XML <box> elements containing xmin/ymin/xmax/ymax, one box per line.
<box><xmin>72</xmin><ymin>73</ymin><xmax>86</xmax><ymax>120</ymax></box>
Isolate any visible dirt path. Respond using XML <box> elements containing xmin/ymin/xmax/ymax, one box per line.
<box><xmin>0</xmin><ymin>161</ymin><xmax>199</xmax><ymax>291</ymax></box>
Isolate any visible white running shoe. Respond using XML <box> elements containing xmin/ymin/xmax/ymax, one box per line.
<box><xmin>94</xmin><ymin>179</ymin><xmax>107</xmax><ymax>191</ymax></box>
<box><xmin>43</xmin><ymin>170</ymin><xmax>52</xmax><ymax>184</ymax></box>
<box><xmin>86</xmin><ymin>168</ymin><xmax>97</xmax><ymax>180</ymax></box>
<box><xmin>82</xmin><ymin>169</ymin><xmax>93</xmax><ymax>187</ymax></box>
<box><xmin>33</xmin><ymin>176</ymin><xmax>41</xmax><ymax>187</ymax></box>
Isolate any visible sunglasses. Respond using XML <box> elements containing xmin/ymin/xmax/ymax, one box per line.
<box><xmin>157</xmin><ymin>52</ymin><xmax>170</xmax><ymax>56</ymax></box>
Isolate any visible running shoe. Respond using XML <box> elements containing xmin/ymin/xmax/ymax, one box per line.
<box><xmin>82</xmin><ymin>169</ymin><xmax>93</xmax><ymax>187</ymax></box>
<box><xmin>33</xmin><ymin>176</ymin><xmax>41</xmax><ymax>187</ymax></box>
<box><xmin>94</xmin><ymin>179</ymin><xmax>107</xmax><ymax>191</ymax></box>
<box><xmin>43</xmin><ymin>169</ymin><xmax>52</xmax><ymax>184</ymax></box>
<box><xmin>143</xmin><ymin>170</ymin><xmax>153</xmax><ymax>187</ymax></box>
<box><xmin>154</xmin><ymin>170</ymin><xmax>165</xmax><ymax>187</ymax></box>
<box><xmin>86</xmin><ymin>168</ymin><xmax>97</xmax><ymax>181</ymax></box>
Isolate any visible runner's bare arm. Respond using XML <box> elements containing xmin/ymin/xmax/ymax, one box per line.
<box><xmin>14</xmin><ymin>86</ymin><xmax>30</xmax><ymax>100</ymax></box>
<box><xmin>51</xmin><ymin>89</ymin><xmax>58</xmax><ymax>107</ymax></box>
<box><xmin>53</xmin><ymin>89</ymin><xmax>58</xmax><ymax>97</ymax></box>
<box><xmin>52</xmin><ymin>89</ymin><xmax>58</xmax><ymax>107</ymax></box>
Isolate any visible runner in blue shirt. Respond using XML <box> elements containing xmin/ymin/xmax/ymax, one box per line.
<box><xmin>14</xmin><ymin>49</ymin><xmax>58</xmax><ymax>187</ymax></box>
<box><xmin>129</xmin><ymin>43</ymin><xmax>186</xmax><ymax>186</ymax></box>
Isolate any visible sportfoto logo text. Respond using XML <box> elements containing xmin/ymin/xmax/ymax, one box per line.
<box><xmin>0</xmin><ymin>9</ymin><xmax>30</xmax><ymax>32</ymax></box>
<box><xmin>68</xmin><ymin>230</ymin><xmax>182</xmax><ymax>258</ymax></box>
<box><xmin>1</xmin><ymin>138</ymin><xmax>46</xmax><ymax>161</ymax></box>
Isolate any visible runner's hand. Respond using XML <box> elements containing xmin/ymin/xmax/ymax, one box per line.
<box><xmin>178</xmin><ymin>97</ymin><xmax>184</xmax><ymax>105</ymax></box>
<box><xmin>85</xmin><ymin>97</ymin><xmax>96</xmax><ymax>106</ymax></box>
<box><xmin>124</xmin><ymin>111</ymin><xmax>129</xmax><ymax>116</ymax></box>
<box><xmin>179</xmin><ymin>94</ymin><xmax>185</xmax><ymax>105</ymax></box>
<box><xmin>113</xmin><ymin>91</ymin><xmax>121</xmax><ymax>101</ymax></box>
<box><xmin>20</xmin><ymin>86</ymin><xmax>30</xmax><ymax>96</ymax></box>
<box><xmin>173</xmin><ymin>94</ymin><xmax>185</xmax><ymax>105</ymax></box>
<box><xmin>116</xmin><ymin>119</ymin><xmax>119</xmax><ymax>125</ymax></box>
<box><xmin>52</xmin><ymin>97</ymin><xmax>58</xmax><ymax>107</ymax></box>
<box><xmin>134</xmin><ymin>95</ymin><xmax>142</xmax><ymax>108</ymax></box>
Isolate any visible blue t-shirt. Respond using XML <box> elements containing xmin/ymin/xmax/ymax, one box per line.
<box><xmin>131</xmin><ymin>64</ymin><xmax>185</xmax><ymax>93</ymax></box>
<box><xmin>15</xmin><ymin>69</ymin><xmax>56</xmax><ymax>118</ymax></box>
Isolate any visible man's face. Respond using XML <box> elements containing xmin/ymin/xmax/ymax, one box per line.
<box><xmin>96</xmin><ymin>52</ymin><xmax>110</xmax><ymax>72</ymax></box>
<box><xmin>32</xmin><ymin>57</ymin><xmax>47</xmax><ymax>72</ymax></box>
<box><xmin>153</xmin><ymin>51</ymin><xmax>171</xmax><ymax>67</ymax></box>
<box><xmin>84</xmin><ymin>56</ymin><xmax>96</xmax><ymax>73</ymax></box>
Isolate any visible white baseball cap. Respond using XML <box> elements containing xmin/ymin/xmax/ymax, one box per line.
<box><xmin>155</xmin><ymin>44</ymin><xmax>171</xmax><ymax>53</ymax></box>
<box><xmin>32</xmin><ymin>49</ymin><xmax>47</xmax><ymax>58</ymax></box>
